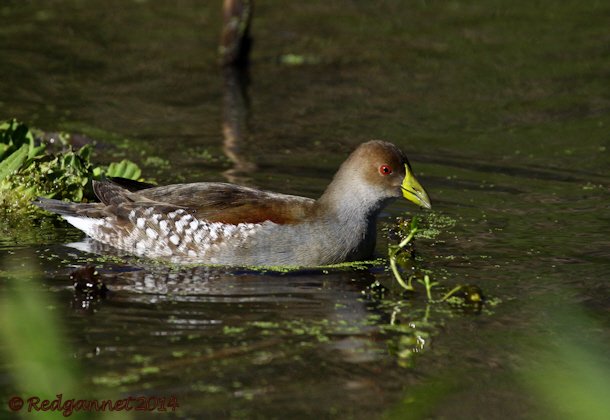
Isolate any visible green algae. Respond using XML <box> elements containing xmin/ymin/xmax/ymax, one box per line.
<box><xmin>92</xmin><ymin>373</ymin><xmax>141</xmax><ymax>387</ymax></box>
<box><xmin>46</xmin><ymin>249</ymin><xmax>386</xmax><ymax>275</ymax></box>
<box><xmin>415</xmin><ymin>212</ymin><xmax>457</xmax><ymax>240</ymax></box>
<box><xmin>243</xmin><ymin>258</ymin><xmax>385</xmax><ymax>274</ymax></box>
<box><xmin>278</xmin><ymin>54</ymin><xmax>322</xmax><ymax>66</ymax></box>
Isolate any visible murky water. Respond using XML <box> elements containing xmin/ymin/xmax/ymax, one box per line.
<box><xmin>1</xmin><ymin>1</ymin><xmax>609</xmax><ymax>418</ymax></box>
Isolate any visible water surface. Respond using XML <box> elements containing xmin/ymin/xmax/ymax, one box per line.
<box><xmin>0</xmin><ymin>1</ymin><xmax>609</xmax><ymax>418</ymax></box>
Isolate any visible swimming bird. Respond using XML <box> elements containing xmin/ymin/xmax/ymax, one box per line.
<box><xmin>35</xmin><ymin>140</ymin><xmax>431</xmax><ymax>267</ymax></box>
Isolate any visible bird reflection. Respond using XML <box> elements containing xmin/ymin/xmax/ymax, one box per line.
<box><xmin>62</xmin><ymin>238</ymin><xmax>443</xmax><ymax>368</ymax></box>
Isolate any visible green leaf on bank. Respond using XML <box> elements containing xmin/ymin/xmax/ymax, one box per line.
<box><xmin>0</xmin><ymin>118</ymin><xmax>147</xmax><ymax>219</ymax></box>
<box><xmin>106</xmin><ymin>159</ymin><xmax>141</xmax><ymax>180</ymax></box>
<box><xmin>0</xmin><ymin>144</ymin><xmax>28</xmax><ymax>181</ymax></box>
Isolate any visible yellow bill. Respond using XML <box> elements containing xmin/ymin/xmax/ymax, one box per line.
<box><xmin>401</xmin><ymin>164</ymin><xmax>432</xmax><ymax>209</ymax></box>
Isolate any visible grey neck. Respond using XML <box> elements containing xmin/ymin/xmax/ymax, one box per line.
<box><xmin>315</xmin><ymin>181</ymin><xmax>392</xmax><ymax>262</ymax></box>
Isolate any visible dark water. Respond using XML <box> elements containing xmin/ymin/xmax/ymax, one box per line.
<box><xmin>1</xmin><ymin>1</ymin><xmax>609</xmax><ymax>418</ymax></box>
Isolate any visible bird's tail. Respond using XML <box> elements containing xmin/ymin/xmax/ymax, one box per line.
<box><xmin>33</xmin><ymin>197</ymin><xmax>82</xmax><ymax>216</ymax></box>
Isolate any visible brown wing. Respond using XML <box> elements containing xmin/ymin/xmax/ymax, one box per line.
<box><xmin>88</xmin><ymin>180</ymin><xmax>185</xmax><ymax>220</ymax></box>
<box><xmin>109</xmin><ymin>182</ymin><xmax>316</xmax><ymax>225</ymax></box>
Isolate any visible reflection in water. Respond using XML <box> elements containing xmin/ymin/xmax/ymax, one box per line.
<box><xmin>219</xmin><ymin>0</ymin><xmax>253</xmax><ymax>67</ymax></box>
<box><xmin>221</xmin><ymin>65</ymin><xmax>257</xmax><ymax>185</ymax></box>
<box><xmin>55</xmin><ymin>240</ymin><xmax>442</xmax><ymax>381</ymax></box>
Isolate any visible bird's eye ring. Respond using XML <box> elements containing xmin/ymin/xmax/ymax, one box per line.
<box><xmin>379</xmin><ymin>165</ymin><xmax>393</xmax><ymax>175</ymax></box>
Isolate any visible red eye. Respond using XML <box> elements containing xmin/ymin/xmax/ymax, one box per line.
<box><xmin>379</xmin><ymin>165</ymin><xmax>393</xmax><ymax>175</ymax></box>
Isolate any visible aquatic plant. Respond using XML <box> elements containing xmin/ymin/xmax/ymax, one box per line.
<box><xmin>0</xmin><ymin>119</ymin><xmax>143</xmax><ymax>217</ymax></box>
<box><xmin>388</xmin><ymin>217</ymin><xmax>420</xmax><ymax>291</ymax></box>
<box><xmin>389</xmin><ymin>215</ymin><xmax>485</xmax><ymax>307</ymax></box>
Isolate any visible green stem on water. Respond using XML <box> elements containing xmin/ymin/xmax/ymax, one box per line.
<box><xmin>389</xmin><ymin>227</ymin><xmax>418</xmax><ymax>291</ymax></box>
<box><xmin>423</xmin><ymin>275</ymin><xmax>434</xmax><ymax>301</ymax></box>
<box><xmin>440</xmin><ymin>285</ymin><xmax>464</xmax><ymax>302</ymax></box>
